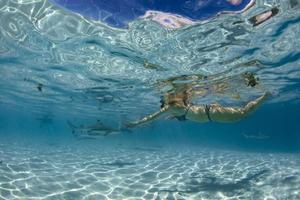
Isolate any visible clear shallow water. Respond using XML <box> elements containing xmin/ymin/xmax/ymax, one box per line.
<box><xmin>0</xmin><ymin>0</ymin><xmax>300</xmax><ymax>199</ymax></box>
<box><xmin>1</xmin><ymin>139</ymin><xmax>300</xmax><ymax>199</ymax></box>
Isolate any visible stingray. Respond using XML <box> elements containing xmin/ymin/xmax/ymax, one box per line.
<box><xmin>155</xmin><ymin>169</ymin><xmax>269</xmax><ymax>196</ymax></box>
<box><xmin>68</xmin><ymin>120</ymin><xmax>131</xmax><ymax>137</ymax></box>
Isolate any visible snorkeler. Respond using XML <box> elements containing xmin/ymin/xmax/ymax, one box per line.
<box><xmin>126</xmin><ymin>90</ymin><xmax>270</xmax><ymax>128</ymax></box>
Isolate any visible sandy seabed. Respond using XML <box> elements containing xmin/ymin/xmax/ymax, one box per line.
<box><xmin>0</xmin><ymin>139</ymin><xmax>299</xmax><ymax>200</ymax></box>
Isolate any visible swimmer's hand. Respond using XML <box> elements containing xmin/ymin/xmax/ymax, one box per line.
<box><xmin>263</xmin><ymin>91</ymin><xmax>272</xmax><ymax>99</ymax></box>
<box><xmin>123</xmin><ymin>122</ymin><xmax>137</xmax><ymax>129</ymax></box>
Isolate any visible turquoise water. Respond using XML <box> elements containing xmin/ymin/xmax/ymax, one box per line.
<box><xmin>0</xmin><ymin>0</ymin><xmax>300</xmax><ymax>199</ymax></box>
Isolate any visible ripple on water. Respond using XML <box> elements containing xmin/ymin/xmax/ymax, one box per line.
<box><xmin>0</xmin><ymin>0</ymin><xmax>299</xmax><ymax>117</ymax></box>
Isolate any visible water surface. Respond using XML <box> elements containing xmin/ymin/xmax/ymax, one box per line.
<box><xmin>0</xmin><ymin>0</ymin><xmax>300</xmax><ymax>199</ymax></box>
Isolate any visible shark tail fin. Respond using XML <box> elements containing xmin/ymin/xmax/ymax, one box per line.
<box><xmin>67</xmin><ymin>120</ymin><xmax>78</xmax><ymax>135</ymax></box>
<box><xmin>67</xmin><ymin>120</ymin><xmax>77</xmax><ymax>129</ymax></box>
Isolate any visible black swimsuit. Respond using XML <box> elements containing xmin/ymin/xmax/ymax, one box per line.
<box><xmin>205</xmin><ymin>104</ymin><xmax>212</xmax><ymax>121</ymax></box>
<box><xmin>176</xmin><ymin>104</ymin><xmax>212</xmax><ymax>122</ymax></box>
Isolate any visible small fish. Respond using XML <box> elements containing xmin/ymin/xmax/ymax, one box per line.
<box><xmin>143</xmin><ymin>59</ymin><xmax>165</xmax><ymax>71</ymax></box>
<box><xmin>23</xmin><ymin>78</ymin><xmax>44</xmax><ymax>92</ymax></box>
<box><xmin>249</xmin><ymin>7</ymin><xmax>279</xmax><ymax>26</ymax></box>
<box><xmin>102</xmin><ymin>160</ymin><xmax>135</xmax><ymax>168</ymax></box>
<box><xmin>243</xmin><ymin>132</ymin><xmax>270</xmax><ymax>139</ymax></box>
<box><xmin>37</xmin><ymin>83</ymin><xmax>43</xmax><ymax>92</ymax></box>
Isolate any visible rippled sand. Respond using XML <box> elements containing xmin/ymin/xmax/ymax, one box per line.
<box><xmin>0</xmin><ymin>140</ymin><xmax>299</xmax><ymax>200</ymax></box>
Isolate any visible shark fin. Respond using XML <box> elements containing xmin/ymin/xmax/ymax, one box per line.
<box><xmin>67</xmin><ymin>120</ymin><xmax>79</xmax><ymax>136</ymax></box>
<box><xmin>67</xmin><ymin>120</ymin><xmax>77</xmax><ymax>129</ymax></box>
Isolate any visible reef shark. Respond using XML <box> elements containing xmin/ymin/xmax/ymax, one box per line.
<box><xmin>67</xmin><ymin>120</ymin><xmax>131</xmax><ymax>138</ymax></box>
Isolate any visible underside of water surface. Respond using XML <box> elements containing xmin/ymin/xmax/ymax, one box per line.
<box><xmin>0</xmin><ymin>0</ymin><xmax>300</xmax><ymax>199</ymax></box>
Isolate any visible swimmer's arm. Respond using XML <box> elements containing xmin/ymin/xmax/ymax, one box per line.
<box><xmin>126</xmin><ymin>106</ymin><xmax>170</xmax><ymax>128</ymax></box>
<box><xmin>240</xmin><ymin>92</ymin><xmax>270</xmax><ymax>114</ymax></box>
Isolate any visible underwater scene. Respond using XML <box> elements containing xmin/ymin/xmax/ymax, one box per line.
<box><xmin>0</xmin><ymin>0</ymin><xmax>300</xmax><ymax>199</ymax></box>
